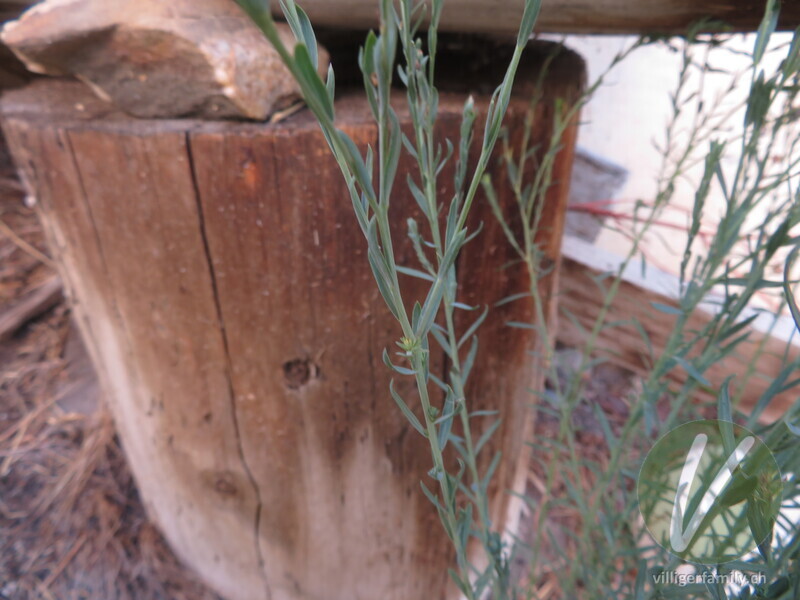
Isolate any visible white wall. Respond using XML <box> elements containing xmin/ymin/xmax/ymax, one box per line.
<box><xmin>553</xmin><ymin>32</ymin><xmax>796</xmax><ymax>298</ymax></box>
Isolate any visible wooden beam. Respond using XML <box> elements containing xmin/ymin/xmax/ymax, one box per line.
<box><xmin>2</xmin><ymin>1</ymin><xmax>797</xmax><ymax>35</ymax></box>
<box><xmin>280</xmin><ymin>0</ymin><xmax>799</xmax><ymax>35</ymax></box>
<box><xmin>557</xmin><ymin>235</ymin><xmax>799</xmax><ymax>423</ymax></box>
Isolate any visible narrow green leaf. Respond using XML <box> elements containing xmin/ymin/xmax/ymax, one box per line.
<box><xmin>236</xmin><ymin>0</ymin><xmax>269</xmax><ymax>21</ymax></box>
<box><xmin>470</xmin><ymin>410</ymin><xmax>498</xmax><ymax>418</ymax></box>
<box><xmin>458</xmin><ymin>306</ymin><xmax>488</xmax><ymax>348</ymax></box>
<box><xmin>336</xmin><ymin>129</ymin><xmax>373</xmax><ymax>194</ymax></box>
<box><xmin>430</xmin><ymin>326</ymin><xmax>454</xmax><ymax>360</ymax></box>
<box><xmin>704</xmin><ymin>569</ymin><xmax>729</xmax><ymax>600</ymax></box>
<box><xmin>381</xmin><ymin>110</ymin><xmax>403</xmax><ymax>201</ymax></box>
<box><xmin>407</xmin><ymin>218</ymin><xmax>435</xmax><ymax>274</ymax></box>
<box><xmin>592</xmin><ymin>403</ymin><xmax>618</xmax><ymax>452</ymax></box>
<box><xmin>494</xmin><ymin>292</ymin><xmax>530</xmax><ymax>307</ymax></box>
<box><xmin>397</xmin><ymin>265</ymin><xmax>436</xmax><ymax>282</ymax></box>
<box><xmin>448</xmin><ymin>568</ymin><xmax>472</xmax><ymax>597</ymax></box>
<box><xmin>390</xmin><ymin>379</ymin><xmax>426</xmax><ymax>435</ymax></box>
<box><xmin>517</xmin><ymin>0</ymin><xmax>542</xmax><ymax>46</ymax></box>
<box><xmin>281</xmin><ymin>1</ymin><xmax>319</xmax><ymax>69</ymax></box>
<box><xmin>383</xmin><ymin>348</ymin><xmax>415</xmax><ymax>376</ymax></box>
<box><xmin>293</xmin><ymin>43</ymin><xmax>332</xmax><ymax>120</ymax></box>
<box><xmin>747</xmin><ymin>362</ymin><xmax>795</xmax><ymax>427</ymax></box>
<box><xmin>785</xmin><ymin>246</ymin><xmax>800</xmax><ymax>333</ymax></box>
<box><xmin>481</xmin><ymin>451</ymin><xmax>502</xmax><ymax>492</ymax></box>
<box><xmin>461</xmin><ymin>335</ymin><xmax>479</xmax><ymax>382</ymax></box>
<box><xmin>719</xmin><ymin>313</ymin><xmax>759</xmax><ymax>342</ymax></box>
<box><xmin>475</xmin><ymin>418</ymin><xmax>502</xmax><ymax>456</ymax></box>
<box><xmin>437</xmin><ymin>391</ymin><xmax>456</xmax><ymax>449</ymax></box>
<box><xmin>452</xmin><ymin>302</ymin><xmax>476</xmax><ymax>311</ymax></box>
<box><xmin>368</xmin><ymin>249</ymin><xmax>400</xmax><ymax>320</ymax></box>
<box><xmin>634</xmin><ymin>560</ymin><xmax>647</xmax><ymax>600</ymax></box>
<box><xmin>754</xmin><ymin>0</ymin><xmax>780</xmax><ymax>64</ymax></box>
<box><xmin>360</xmin><ymin>30</ymin><xmax>377</xmax><ymax>79</ymax></box>
<box><xmin>420</xmin><ymin>481</ymin><xmax>443</xmax><ymax>510</ymax></box>
<box><xmin>325</xmin><ymin>63</ymin><xmax>335</xmax><ymax>104</ymax></box>
<box><xmin>746</xmin><ymin>495</ymin><xmax>774</xmax><ymax>563</ymax></box>
<box><xmin>411</xmin><ymin>301</ymin><xmax>422</xmax><ymax>330</ymax></box>
<box><xmin>782</xmin><ymin>26</ymin><xmax>800</xmax><ymax>76</ymax></box>
<box><xmin>358</xmin><ymin>31</ymin><xmax>379</xmax><ymax>118</ymax></box>
<box><xmin>718</xmin><ymin>376</ymin><xmax>736</xmax><ymax>456</ymax></box>
<box><xmin>651</xmin><ymin>301</ymin><xmax>683</xmax><ymax>316</ymax></box>
<box><xmin>674</xmin><ymin>356</ymin><xmax>711</xmax><ymax>387</ymax></box>
<box><xmin>506</xmin><ymin>321</ymin><xmax>538</xmax><ymax>330</ymax></box>
<box><xmin>407</xmin><ymin>176</ymin><xmax>430</xmax><ymax>216</ymax></box>
<box><xmin>456</xmin><ymin>504</ymin><xmax>473</xmax><ymax>558</ymax></box>
<box><xmin>415</xmin><ymin>279</ymin><xmax>446</xmax><ymax>338</ymax></box>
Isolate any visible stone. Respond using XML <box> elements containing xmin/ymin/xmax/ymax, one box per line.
<box><xmin>1</xmin><ymin>0</ymin><xmax>329</xmax><ymax>120</ymax></box>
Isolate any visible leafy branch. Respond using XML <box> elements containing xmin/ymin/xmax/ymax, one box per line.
<box><xmin>237</xmin><ymin>0</ymin><xmax>542</xmax><ymax>596</ymax></box>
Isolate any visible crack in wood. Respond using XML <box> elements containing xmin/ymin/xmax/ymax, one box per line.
<box><xmin>184</xmin><ymin>132</ymin><xmax>272</xmax><ymax>600</ymax></box>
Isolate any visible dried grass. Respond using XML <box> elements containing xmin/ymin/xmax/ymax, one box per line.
<box><xmin>0</xmin><ymin>141</ymin><xmax>223</xmax><ymax>600</ymax></box>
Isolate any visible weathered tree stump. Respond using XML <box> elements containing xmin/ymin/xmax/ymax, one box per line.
<box><xmin>0</xmin><ymin>43</ymin><xmax>583</xmax><ymax>600</ymax></box>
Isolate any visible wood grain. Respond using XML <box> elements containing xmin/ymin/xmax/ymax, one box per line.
<box><xmin>1</xmin><ymin>46</ymin><xmax>582</xmax><ymax>600</ymax></box>
<box><xmin>287</xmin><ymin>0</ymin><xmax>800</xmax><ymax>34</ymax></box>
<box><xmin>1</xmin><ymin>0</ymin><xmax>796</xmax><ymax>34</ymax></box>
<box><xmin>3</xmin><ymin>113</ymin><xmax>269</xmax><ymax>596</ymax></box>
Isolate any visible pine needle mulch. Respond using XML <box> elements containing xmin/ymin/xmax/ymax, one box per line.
<box><xmin>0</xmin><ymin>141</ymin><xmax>222</xmax><ymax>600</ymax></box>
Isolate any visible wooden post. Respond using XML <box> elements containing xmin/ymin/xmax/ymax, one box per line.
<box><xmin>0</xmin><ymin>44</ymin><xmax>582</xmax><ymax>600</ymax></box>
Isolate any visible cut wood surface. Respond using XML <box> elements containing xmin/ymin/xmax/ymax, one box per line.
<box><xmin>0</xmin><ymin>46</ymin><xmax>582</xmax><ymax>600</ymax></box>
<box><xmin>558</xmin><ymin>235</ymin><xmax>799</xmax><ymax>423</ymax></box>
<box><xmin>2</xmin><ymin>0</ymin><xmax>798</xmax><ymax>34</ymax></box>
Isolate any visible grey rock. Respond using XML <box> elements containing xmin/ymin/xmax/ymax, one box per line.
<box><xmin>1</xmin><ymin>0</ymin><xmax>329</xmax><ymax>120</ymax></box>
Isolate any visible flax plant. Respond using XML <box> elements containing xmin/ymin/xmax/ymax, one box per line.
<box><xmin>482</xmin><ymin>2</ymin><xmax>800</xmax><ymax>597</ymax></box>
<box><xmin>238</xmin><ymin>0</ymin><xmax>800</xmax><ymax>597</ymax></box>
<box><xmin>237</xmin><ymin>0</ymin><xmax>542</xmax><ymax>596</ymax></box>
